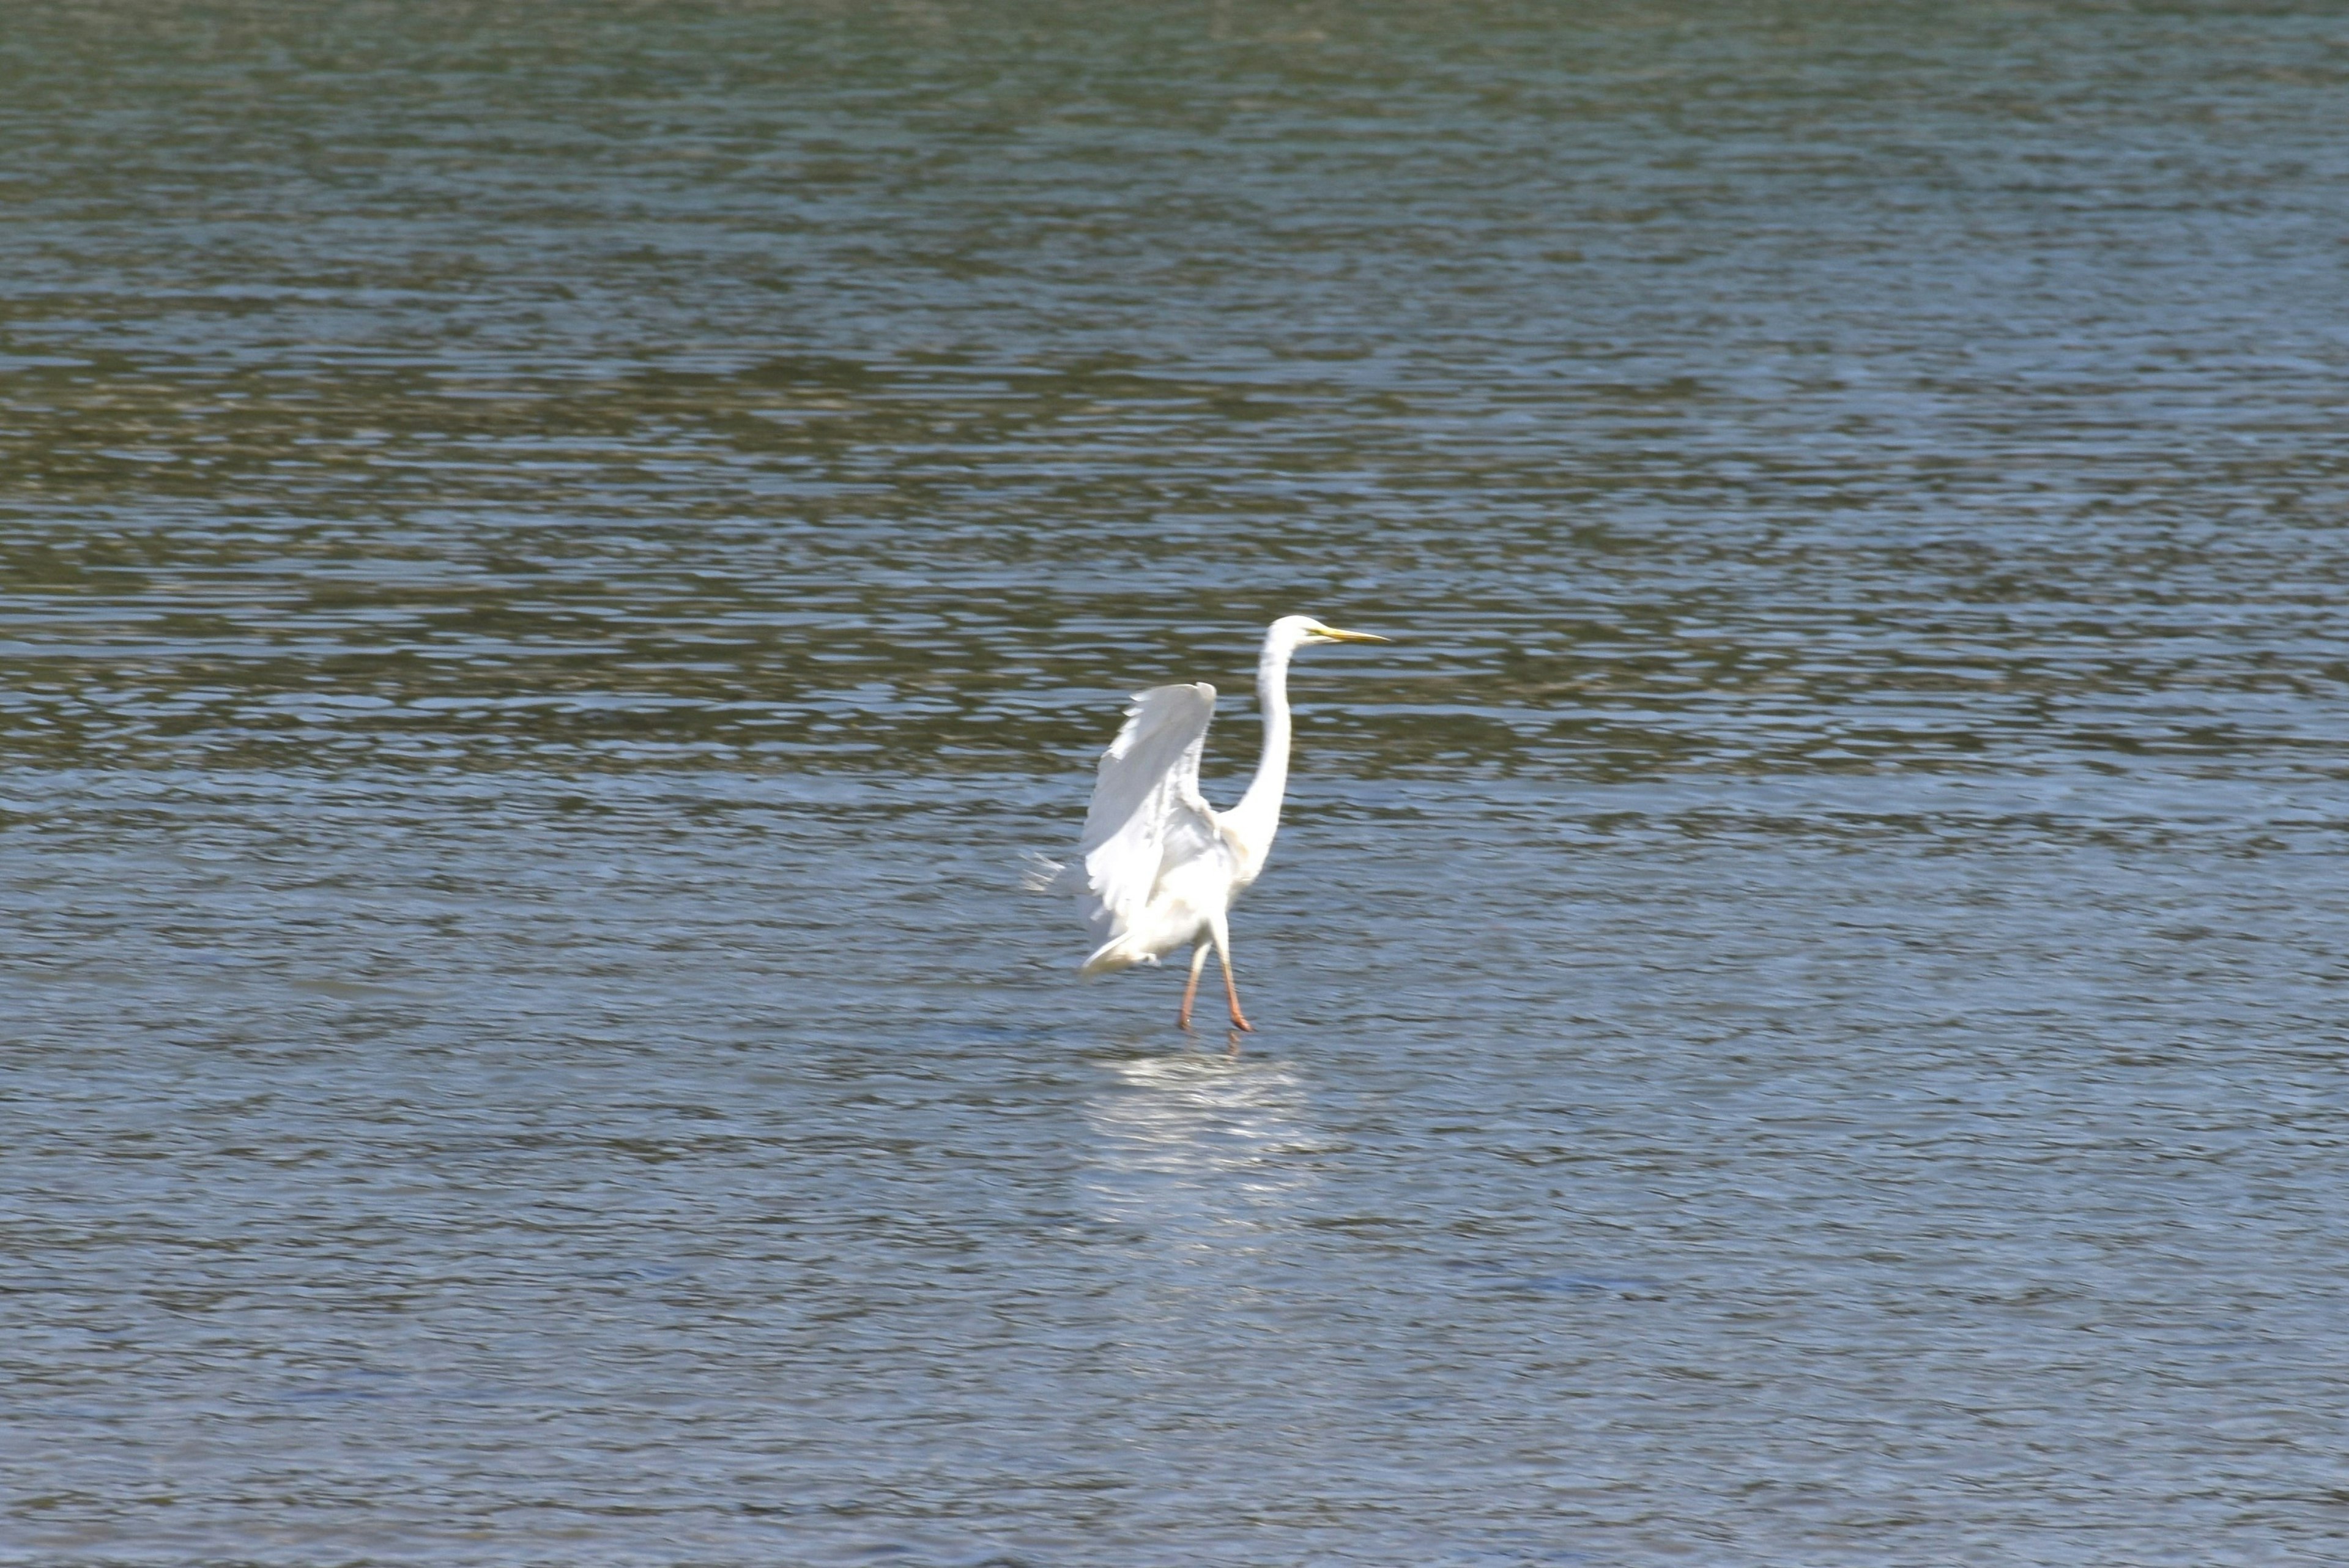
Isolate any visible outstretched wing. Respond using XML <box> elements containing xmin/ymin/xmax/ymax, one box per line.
<box><xmin>1068</xmin><ymin>682</ymin><xmax>1220</xmax><ymax>949</ymax></box>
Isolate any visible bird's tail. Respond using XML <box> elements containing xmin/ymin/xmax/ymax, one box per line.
<box><xmin>1079</xmin><ymin>931</ymin><xmax>1159</xmax><ymax>976</ymax></box>
<box><xmin>1027</xmin><ymin>852</ymin><xmax>1141</xmax><ymax>973</ymax></box>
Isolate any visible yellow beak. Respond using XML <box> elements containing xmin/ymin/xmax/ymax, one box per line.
<box><xmin>1316</xmin><ymin>625</ymin><xmax>1389</xmax><ymax>644</ymax></box>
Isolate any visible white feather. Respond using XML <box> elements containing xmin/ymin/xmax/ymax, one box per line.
<box><xmin>1033</xmin><ymin>615</ymin><xmax>1387</xmax><ymax>1028</ymax></box>
<box><xmin>1063</xmin><ymin>683</ymin><xmax>1231</xmax><ymax>973</ymax></box>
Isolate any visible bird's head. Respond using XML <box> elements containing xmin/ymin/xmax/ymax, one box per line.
<box><xmin>1271</xmin><ymin>614</ymin><xmax>1389</xmax><ymax>650</ymax></box>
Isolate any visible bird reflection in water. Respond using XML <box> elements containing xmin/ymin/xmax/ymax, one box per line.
<box><xmin>1080</xmin><ymin>1046</ymin><xmax>1326</xmax><ymax>1244</ymax></box>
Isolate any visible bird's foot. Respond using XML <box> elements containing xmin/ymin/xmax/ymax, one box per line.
<box><xmin>1229</xmin><ymin>1012</ymin><xmax>1253</xmax><ymax>1033</ymax></box>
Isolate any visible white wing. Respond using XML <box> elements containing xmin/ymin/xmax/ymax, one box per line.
<box><xmin>1067</xmin><ymin>682</ymin><xmax>1222</xmax><ymax>956</ymax></box>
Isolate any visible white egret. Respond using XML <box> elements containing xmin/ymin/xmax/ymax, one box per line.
<box><xmin>1033</xmin><ymin>614</ymin><xmax>1388</xmax><ymax>1031</ymax></box>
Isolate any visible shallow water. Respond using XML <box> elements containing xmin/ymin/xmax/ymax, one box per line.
<box><xmin>6</xmin><ymin>2</ymin><xmax>2349</xmax><ymax>1563</ymax></box>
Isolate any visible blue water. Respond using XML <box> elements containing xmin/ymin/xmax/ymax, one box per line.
<box><xmin>6</xmin><ymin>3</ymin><xmax>2348</xmax><ymax>1562</ymax></box>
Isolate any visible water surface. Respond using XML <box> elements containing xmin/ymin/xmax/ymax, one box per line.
<box><xmin>6</xmin><ymin>3</ymin><xmax>2348</xmax><ymax>1563</ymax></box>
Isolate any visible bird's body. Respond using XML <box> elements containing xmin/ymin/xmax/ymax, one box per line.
<box><xmin>1034</xmin><ymin>614</ymin><xmax>1386</xmax><ymax>1031</ymax></box>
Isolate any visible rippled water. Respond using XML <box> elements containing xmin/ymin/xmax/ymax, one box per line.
<box><xmin>7</xmin><ymin>3</ymin><xmax>2349</xmax><ymax>1563</ymax></box>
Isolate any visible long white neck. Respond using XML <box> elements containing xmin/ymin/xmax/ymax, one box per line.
<box><xmin>1222</xmin><ymin>631</ymin><xmax>1296</xmax><ymax>874</ymax></box>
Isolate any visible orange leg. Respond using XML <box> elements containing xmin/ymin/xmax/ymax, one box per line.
<box><xmin>1177</xmin><ymin>943</ymin><xmax>1210</xmax><ymax>1031</ymax></box>
<box><xmin>1211</xmin><ymin>916</ymin><xmax>1252</xmax><ymax>1033</ymax></box>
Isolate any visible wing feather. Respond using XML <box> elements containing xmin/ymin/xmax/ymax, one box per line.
<box><xmin>1069</xmin><ymin>682</ymin><xmax>1220</xmax><ymax>952</ymax></box>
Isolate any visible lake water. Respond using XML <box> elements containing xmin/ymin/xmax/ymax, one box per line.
<box><xmin>6</xmin><ymin>3</ymin><xmax>2348</xmax><ymax>1563</ymax></box>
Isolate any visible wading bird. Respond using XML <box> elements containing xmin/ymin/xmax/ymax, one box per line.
<box><xmin>1032</xmin><ymin>615</ymin><xmax>1387</xmax><ymax>1031</ymax></box>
